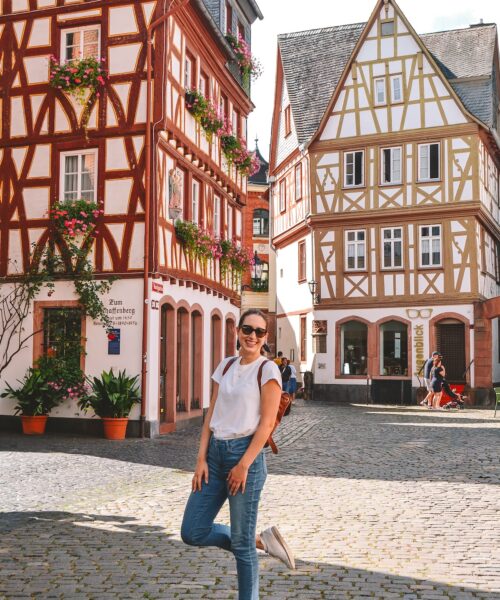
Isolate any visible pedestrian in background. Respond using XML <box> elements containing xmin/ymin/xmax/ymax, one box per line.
<box><xmin>288</xmin><ymin>362</ymin><xmax>297</xmax><ymax>402</ymax></box>
<box><xmin>430</xmin><ymin>356</ymin><xmax>445</xmax><ymax>409</ymax></box>
<box><xmin>279</xmin><ymin>357</ymin><xmax>292</xmax><ymax>393</ymax></box>
<box><xmin>181</xmin><ymin>308</ymin><xmax>295</xmax><ymax>600</ymax></box>
<box><xmin>420</xmin><ymin>351</ymin><xmax>440</xmax><ymax>407</ymax></box>
<box><xmin>273</xmin><ymin>351</ymin><xmax>283</xmax><ymax>367</ymax></box>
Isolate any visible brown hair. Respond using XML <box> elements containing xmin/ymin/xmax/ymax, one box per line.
<box><xmin>238</xmin><ymin>308</ymin><xmax>267</xmax><ymax>328</ymax></box>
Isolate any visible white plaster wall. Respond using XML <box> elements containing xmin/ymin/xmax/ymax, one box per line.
<box><xmin>0</xmin><ymin>278</ymin><xmax>143</xmax><ymax>419</ymax></box>
<box><xmin>275</xmin><ymin>234</ymin><xmax>313</xmax><ymax>316</ymax></box>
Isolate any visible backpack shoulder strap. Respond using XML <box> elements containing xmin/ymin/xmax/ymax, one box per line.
<box><xmin>222</xmin><ymin>356</ymin><xmax>239</xmax><ymax>377</ymax></box>
<box><xmin>257</xmin><ymin>359</ymin><xmax>272</xmax><ymax>391</ymax></box>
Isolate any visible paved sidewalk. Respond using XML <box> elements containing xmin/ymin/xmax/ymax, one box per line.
<box><xmin>1</xmin><ymin>403</ymin><xmax>499</xmax><ymax>599</ymax></box>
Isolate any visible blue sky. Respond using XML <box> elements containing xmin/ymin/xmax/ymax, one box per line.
<box><xmin>248</xmin><ymin>0</ymin><xmax>500</xmax><ymax>160</ymax></box>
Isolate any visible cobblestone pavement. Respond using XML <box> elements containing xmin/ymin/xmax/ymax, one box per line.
<box><xmin>1</xmin><ymin>403</ymin><xmax>499</xmax><ymax>600</ymax></box>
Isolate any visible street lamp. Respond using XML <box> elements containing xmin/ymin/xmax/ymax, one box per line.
<box><xmin>308</xmin><ymin>279</ymin><xmax>320</xmax><ymax>304</ymax></box>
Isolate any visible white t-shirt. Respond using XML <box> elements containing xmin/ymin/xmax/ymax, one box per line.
<box><xmin>210</xmin><ymin>355</ymin><xmax>282</xmax><ymax>439</ymax></box>
<box><xmin>289</xmin><ymin>364</ymin><xmax>297</xmax><ymax>378</ymax></box>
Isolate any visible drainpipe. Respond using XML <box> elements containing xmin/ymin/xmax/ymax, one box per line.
<box><xmin>141</xmin><ymin>0</ymin><xmax>189</xmax><ymax>438</ymax></box>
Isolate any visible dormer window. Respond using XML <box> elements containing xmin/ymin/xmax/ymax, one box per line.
<box><xmin>381</xmin><ymin>20</ymin><xmax>394</xmax><ymax>36</ymax></box>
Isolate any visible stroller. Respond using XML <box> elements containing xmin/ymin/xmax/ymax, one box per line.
<box><xmin>441</xmin><ymin>381</ymin><xmax>467</xmax><ymax>410</ymax></box>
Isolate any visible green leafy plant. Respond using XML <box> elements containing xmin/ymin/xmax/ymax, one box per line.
<box><xmin>78</xmin><ymin>369</ymin><xmax>141</xmax><ymax>418</ymax></box>
<box><xmin>1</xmin><ymin>367</ymin><xmax>57</xmax><ymax>416</ymax></box>
<box><xmin>185</xmin><ymin>89</ymin><xmax>224</xmax><ymax>143</ymax></box>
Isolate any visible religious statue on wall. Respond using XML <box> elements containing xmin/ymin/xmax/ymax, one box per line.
<box><xmin>168</xmin><ymin>168</ymin><xmax>184</xmax><ymax>220</ymax></box>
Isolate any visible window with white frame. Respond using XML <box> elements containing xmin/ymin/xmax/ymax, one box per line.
<box><xmin>418</xmin><ymin>142</ymin><xmax>440</xmax><ymax>181</ymax></box>
<box><xmin>420</xmin><ymin>225</ymin><xmax>442</xmax><ymax>267</ymax></box>
<box><xmin>62</xmin><ymin>26</ymin><xmax>100</xmax><ymax>61</ymax></box>
<box><xmin>374</xmin><ymin>78</ymin><xmax>386</xmax><ymax>105</ymax></box>
<box><xmin>381</xmin><ymin>146</ymin><xmax>402</xmax><ymax>184</ymax></box>
<box><xmin>391</xmin><ymin>75</ymin><xmax>403</xmax><ymax>103</ymax></box>
<box><xmin>344</xmin><ymin>151</ymin><xmax>364</xmax><ymax>187</ymax></box>
<box><xmin>184</xmin><ymin>51</ymin><xmax>195</xmax><ymax>89</ymax></box>
<box><xmin>382</xmin><ymin>227</ymin><xmax>403</xmax><ymax>269</ymax></box>
<box><xmin>345</xmin><ymin>230</ymin><xmax>366</xmax><ymax>271</ymax></box>
<box><xmin>213</xmin><ymin>195</ymin><xmax>221</xmax><ymax>237</ymax></box>
<box><xmin>60</xmin><ymin>150</ymin><xmax>97</xmax><ymax>202</ymax></box>
<box><xmin>191</xmin><ymin>179</ymin><xmax>200</xmax><ymax>224</ymax></box>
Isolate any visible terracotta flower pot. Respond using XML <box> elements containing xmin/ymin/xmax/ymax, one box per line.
<box><xmin>102</xmin><ymin>417</ymin><xmax>129</xmax><ymax>440</ymax></box>
<box><xmin>21</xmin><ymin>415</ymin><xmax>48</xmax><ymax>435</ymax></box>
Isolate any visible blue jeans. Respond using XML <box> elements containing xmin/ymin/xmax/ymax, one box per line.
<box><xmin>181</xmin><ymin>435</ymin><xmax>267</xmax><ymax>600</ymax></box>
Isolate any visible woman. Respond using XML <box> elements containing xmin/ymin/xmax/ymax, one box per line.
<box><xmin>430</xmin><ymin>356</ymin><xmax>445</xmax><ymax>409</ymax></box>
<box><xmin>181</xmin><ymin>308</ymin><xmax>295</xmax><ymax>600</ymax></box>
<box><xmin>279</xmin><ymin>357</ymin><xmax>292</xmax><ymax>393</ymax></box>
<box><xmin>288</xmin><ymin>362</ymin><xmax>297</xmax><ymax>402</ymax></box>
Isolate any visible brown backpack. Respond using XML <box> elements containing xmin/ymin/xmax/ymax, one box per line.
<box><xmin>222</xmin><ymin>357</ymin><xmax>291</xmax><ymax>454</ymax></box>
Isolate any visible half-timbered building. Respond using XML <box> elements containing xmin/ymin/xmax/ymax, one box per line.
<box><xmin>0</xmin><ymin>0</ymin><xmax>262</xmax><ymax>435</ymax></box>
<box><xmin>270</xmin><ymin>0</ymin><xmax>500</xmax><ymax>404</ymax></box>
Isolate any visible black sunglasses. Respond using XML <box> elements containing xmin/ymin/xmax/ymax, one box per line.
<box><xmin>240</xmin><ymin>324</ymin><xmax>267</xmax><ymax>338</ymax></box>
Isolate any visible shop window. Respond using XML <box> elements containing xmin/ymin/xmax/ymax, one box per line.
<box><xmin>380</xmin><ymin>320</ymin><xmax>408</xmax><ymax>376</ymax></box>
<box><xmin>341</xmin><ymin>320</ymin><xmax>367</xmax><ymax>375</ymax></box>
<box><xmin>43</xmin><ymin>307</ymin><xmax>83</xmax><ymax>368</ymax></box>
<box><xmin>253</xmin><ymin>208</ymin><xmax>269</xmax><ymax>237</ymax></box>
<box><xmin>60</xmin><ymin>150</ymin><xmax>97</xmax><ymax>202</ymax></box>
<box><xmin>62</xmin><ymin>26</ymin><xmax>100</xmax><ymax>61</ymax></box>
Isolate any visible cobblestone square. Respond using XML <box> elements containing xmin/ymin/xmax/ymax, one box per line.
<box><xmin>1</xmin><ymin>403</ymin><xmax>499</xmax><ymax>599</ymax></box>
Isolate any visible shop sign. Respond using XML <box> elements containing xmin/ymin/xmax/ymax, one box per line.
<box><xmin>152</xmin><ymin>281</ymin><xmax>163</xmax><ymax>294</ymax></box>
<box><xmin>413</xmin><ymin>324</ymin><xmax>425</xmax><ymax>374</ymax></box>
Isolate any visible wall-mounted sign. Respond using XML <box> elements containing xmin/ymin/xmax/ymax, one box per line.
<box><xmin>413</xmin><ymin>324</ymin><xmax>425</xmax><ymax>375</ymax></box>
<box><xmin>168</xmin><ymin>168</ymin><xmax>184</xmax><ymax>220</ymax></box>
<box><xmin>152</xmin><ymin>281</ymin><xmax>163</xmax><ymax>294</ymax></box>
<box><xmin>107</xmin><ymin>328</ymin><xmax>121</xmax><ymax>355</ymax></box>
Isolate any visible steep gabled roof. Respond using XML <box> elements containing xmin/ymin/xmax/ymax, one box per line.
<box><xmin>278</xmin><ymin>23</ymin><xmax>365</xmax><ymax>145</ymax></box>
<box><xmin>249</xmin><ymin>142</ymin><xmax>269</xmax><ymax>185</ymax></box>
<box><xmin>278</xmin><ymin>20</ymin><xmax>498</xmax><ymax>147</ymax></box>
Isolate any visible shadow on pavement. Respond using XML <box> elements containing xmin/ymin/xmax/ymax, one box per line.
<box><xmin>0</xmin><ymin>510</ymin><xmax>497</xmax><ymax>600</ymax></box>
<box><xmin>0</xmin><ymin>404</ymin><xmax>498</xmax><ymax>486</ymax></box>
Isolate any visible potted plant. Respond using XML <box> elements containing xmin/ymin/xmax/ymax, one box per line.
<box><xmin>78</xmin><ymin>369</ymin><xmax>140</xmax><ymax>440</ymax></box>
<box><xmin>0</xmin><ymin>368</ymin><xmax>58</xmax><ymax>434</ymax></box>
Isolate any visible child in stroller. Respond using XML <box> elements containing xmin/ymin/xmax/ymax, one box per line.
<box><xmin>441</xmin><ymin>380</ymin><xmax>467</xmax><ymax>410</ymax></box>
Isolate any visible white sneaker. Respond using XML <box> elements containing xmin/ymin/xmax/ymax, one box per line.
<box><xmin>260</xmin><ymin>526</ymin><xmax>295</xmax><ymax>569</ymax></box>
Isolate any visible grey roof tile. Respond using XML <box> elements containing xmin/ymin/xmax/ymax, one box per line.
<box><xmin>278</xmin><ymin>22</ymin><xmax>498</xmax><ymax>145</ymax></box>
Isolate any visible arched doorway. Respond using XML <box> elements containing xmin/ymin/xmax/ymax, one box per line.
<box><xmin>159</xmin><ymin>303</ymin><xmax>175</xmax><ymax>428</ymax></box>
<box><xmin>176</xmin><ymin>307</ymin><xmax>190</xmax><ymax>412</ymax></box>
<box><xmin>191</xmin><ymin>310</ymin><xmax>203</xmax><ymax>409</ymax></box>
<box><xmin>435</xmin><ymin>318</ymin><xmax>466</xmax><ymax>382</ymax></box>
<box><xmin>225</xmin><ymin>317</ymin><xmax>236</xmax><ymax>357</ymax></box>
